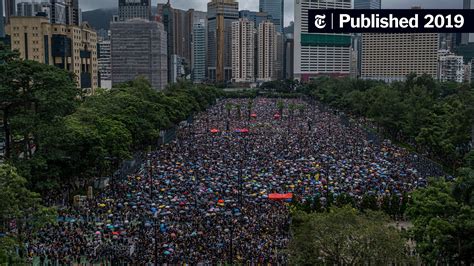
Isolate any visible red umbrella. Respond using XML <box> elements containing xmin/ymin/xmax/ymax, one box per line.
<box><xmin>251</xmin><ymin>113</ymin><xmax>257</xmax><ymax>118</ymax></box>
<box><xmin>240</xmin><ymin>128</ymin><xmax>249</xmax><ymax>133</ymax></box>
<box><xmin>268</xmin><ymin>193</ymin><xmax>293</xmax><ymax>201</ymax></box>
<box><xmin>210</xmin><ymin>128</ymin><xmax>220</xmax><ymax>133</ymax></box>
<box><xmin>218</xmin><ymin>199</ymin><xmax>224</xmax><ymax>204</ymax></box>
<box><xmin>274</xmin><ymin>113</ymin><xmax>281</xmax><ymax>120</ymax></box>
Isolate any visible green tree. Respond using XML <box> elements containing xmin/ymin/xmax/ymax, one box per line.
<box><xmin>360</xmin><ymin>194</ymin><xmax>379</xmax><ymax>211</ymax></box>
<box><xmin>235</xmin><ymin>104</ymin><xmax>242</xmax><ymax>119</ymax></box>
<box><xmin>277</xmin><ymin>100</ymin><xmax>284</xmax><ymax>116</ymax></box>
<box><xmin>406</xmin><ymin>178</ymin><xmax>473</xmax><ymax>264</ymax></box>
<box><xmin>290</xmin><ymin>206</ymin><xmax>409</xmax><ymax>265</ymax></box>
<box><xmin>0</xmin><ymin>164</ymin><xmax>56</xmax><ymax>263</ymax></box>
<box><xmin>247</xmin><ymin>99</ymin><xmax>253</xmax><ymax>120</ymax></box>
<box><xmin>0</xmin><ymin>59</ymin><xmax>78</xmax><ymax>160</ymax></box>
<box><xmin>225</xmin><ymin>103</ymin><xmax>233</xmax><ymax>118</ymax></box>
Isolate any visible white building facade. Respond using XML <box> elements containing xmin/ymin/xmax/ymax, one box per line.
<box><xmin>294</xmin><ymin>0</ymin><xmax>352</xmax><ymax>82</ymax></box>
<box><xmin>231</xmin><ymin>18</ymin><xmax>255</xmax><ymax>83</ymax></box>
<box><xmin>257</xmin><ymin>20</ymin><xmax>276</xmax><ymax>82</ymax></box>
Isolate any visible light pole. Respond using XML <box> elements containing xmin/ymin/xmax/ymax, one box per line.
<box><xmin>154</xmin><ymin>213</ymin><xmax>158</xmax><ymax>266</ymax></box>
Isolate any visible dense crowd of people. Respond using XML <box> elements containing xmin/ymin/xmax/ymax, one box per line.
<box><xmin>27</xmin><ymin>98</ymin><xmax>442</xmax><ymax>264</ymax></box>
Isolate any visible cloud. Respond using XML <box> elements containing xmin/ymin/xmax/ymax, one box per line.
<box><xmin>79</xmin><ymin>0</ymin><xmax>462</xmax><ymax>26</ymax></box>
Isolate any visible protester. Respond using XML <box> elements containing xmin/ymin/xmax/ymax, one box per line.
<box><xmin>27</xmin><ymin>98</ymin><xmax>439</xmax><ymax>264</ymax></box>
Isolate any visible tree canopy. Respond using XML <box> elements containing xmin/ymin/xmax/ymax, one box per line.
<box><xmin>298</xmin><ymin>75</ymin><xmax>473</xmax><ymax>170</ymax></box>
<box><xmin>0</xmin><ymin>164</ymin><xmax>55</xmax><ymax>263</ymax></box>
<box><xmin>406</xmin><ymin>172</ymin><xmax>474</xmax><ymax>264</ymax></box>
<box><xmin>290</xmin><ymin>206</ymin><xmax>409</xmax><ymax>265</ymax></box>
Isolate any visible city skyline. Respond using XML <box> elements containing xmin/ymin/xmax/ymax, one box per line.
<box><xmin>78</xmin><ymin>0</ymin><xmax>464</xmax><ymax>27</ymax></box>
<box><xmin>0</xmin><ymin>0</ymin><xmax>467</xmax><ymax>28</ymax></box>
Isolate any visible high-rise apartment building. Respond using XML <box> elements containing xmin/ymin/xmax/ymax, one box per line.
<box><xmin>464</xmin><ymin>63</ymin><xmax>471</xmax><ymax>83</ymax></box>
<box><xmin>438</xmin><ymin>54</ymin><xmax>465</xmax><ymax>83</ymax></box>
<box><xmin>118</xmin><ymin>0</ymin><xmax>151</xmax><ymax>21</ymax></box>
<box><xmin>111</xmin><ymin>19</ymin><xmax>167</xmax><ymax>90</ymax></box>
<box><xmin>354</xmin><ymin>0</ymin><xmax>381</xmax><ymax>9</ymax></box>
<box><xmin>471</xmin><ymin>59</ymin><xmax>474</xmax><ymax>83</ymax></box>
<box><xmin>192</xmin><ymin>22</ymin><xmax>207</xmax><ymax>83</ymax></box>
<box><xmin>65</xmin><ymin>0</ymin><xmax>80</xmax><ymax>26</ymax></box>
<box><xmin>5</xmin><ymin>0</ymin><xmax>16</xmax><ymax>24</ymax></box>
<box><xmin>361</xmin><ymin>33</ymin><xmax>439</xmax><ymax>82</ymax></box>
<box><xmin>158</xmin><ymin>3</ymin><xmax>206</xmax><ymax>82</ymax></box>
<box><xmin>157</xmin><ymin>1</ymin><xmax>174</xmax><ymax>82</ymax></box>
<box><xmin>294</xmin><ymin>0</ymin><xmax>352</xmax><ymax>81</ymax></box>
<box><xmin>284</xmin><ymin>34</ymin><xmax>294</xmax><ymax>79</ymax></box>
<box><xmin>6</xmin><ymin>16</ymin><xmax>99</xmax><ymax>92</ymax></box>
<box><xmin>462</xmin><ymin>0</ymin><xmax>474</xmax><ymax>45</ymax></box>
<box><xmin>50</xmin><ymin>0</ymin><xmax>67</xmax><ymax>24</ymax></box>
<box><xmin>16</xmin><ymin>0</ymin><xmax>78</xmax><ymax>26</ymax></box>
<box><xmin>258</xmin><ymin>20</ymin><xmax>276</xmax><ymax>82</ymax></box>
<box><xmin>239</xmin><ymin>10</ymin><xmax>272</xmax><ymax>29</ymax></box>
<box><xmin>232</xmin><ymin>18</ymin><xmax>255</xmax><ymax>83</ymax></box>
<box><xmin>259</xmin><ymin>0</ymin><xmax>283</xmax><ymax>33</ymax></box>
<box><xmin>207</xmin><ymin>0</ymin><xmax>239</xmax><ymax>83</ymax></box>
<box><xmin>98</xmin><ymin>36</ymin><xmax>112</xmax><ymax>89</ymax></box>
<box><xmin>353</xmin><ymin>0</ymin><xmax>381</xmax><ymax>78</ymax></box>
<box><xmin>185</xmin><ymin>9</ymin><xmax>207</xmax><ymax>69</ymax></box>
<box><xmin>170</xmin><ymin>54</ymin><xmax>186</xmax><ymax>82</ymax></box>
<box><xmin>274</xmin><ymin>32</ymin><xmax>284</xmax><ymax>80</ymax></box>
<box><xmin>0</xmin><ymin>0</ymin><xmax>5</xmax><ymax>38</ymax></box>
<box><xmin>16</xmin><ymin>2</ymin><xmax>43</xmax><ymax>17</ymax></box>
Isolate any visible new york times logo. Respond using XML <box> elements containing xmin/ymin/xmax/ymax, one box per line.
<box><xmin>314</xmin><ymin>14</ymin><xmax>326</xmax><ymax>29</ymax></box>
<box><xmin>307</xmin><ymin>9</ymin><xmax>474</xmax><ymax>33</ymax></box>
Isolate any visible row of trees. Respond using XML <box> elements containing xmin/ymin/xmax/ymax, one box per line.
<box><xmin>290</xmin><ymin>169</ymin><xmax>474</xmax><ymax>264</ymax></box>
<box><xmin>290</xmin><ymin>207</ymin><xmax>410</xmax><ymax>265</ymax></box>
<box><xmin>283</xmin><ymin>75</ymin><xmax>473</xmax><ymax>264</ymax></box>
<box><xmin>406</xmin><ymin>167</ymin><xmax>473</xmax><ymax>264</ymax></box>
<box><xmin>0</xmin><ymin>164</ymin><xmax>55</xmax><ymax>263</ymax></box>
<box><xmin>298</xmin><ymin>74</ymin><xmax>474</xmax><ymax>170</ymax></box>
<box><xmin>0</xmin><ymin>48</ymin><xmax>221</xmax><ymax>191</ymax></box>
<box><xmin>293</xmin><ymin>192</ymin><xmax>410</xmax><ymax>219</ymax></box>
<box><xmin>0</xmin><ymin>45</ymin><xmax>222</xmax><ymax>262</ymax></box>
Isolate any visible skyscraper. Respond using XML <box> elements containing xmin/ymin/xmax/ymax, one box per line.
<box><xmin>284</xmin><ymin>34</ymin><xmax>294</xmax><ymax>79</ymax></box>
<box><xmin>438</xmin><ymin>53</ymin><xmax>465</xmax><ymax>83</ymax></box>
<box><xmin>65</xmin><ymin>0</ymin><xmax>80</xmax><ymax>26</ymax></box>
<box><xmin>192</xmin><ymin>22</ymin><xmax>207</xmax><ymax>83</ymax></box>
<box><xmin>98</xmin><ymin>34</ymin><xmax>112</xmax><ymax>89</ymax></box>
<box><xmin>0</xmin><ymin>0</ymin><xmax>5</xmax><ymax>38</ymax></box>
<box><xmin>258</xmin><ymin>20</ymin><xmax>276</xmax><ymax>82</ymax></box>
<box><xmin>207</xmin><ymin>0</ymin><xmax>239</xmax><ymax>83</ymax></box>
<box><xmin>239</xmin><ymin>10</ymin><xmax>272</xmax><ymax>28</ymax></box>
<box><xmin>462</xmin><ymin>0</ymin><xmax>474</xmax><ymax>45</ymax></box>
<box><xmin>259</xmin><ymin>0</ymin><xmax>283</xmax><ymax>33</ymax></box>
<box><xmin>353</xmin><ymin>0</ymin><xmax>381</xmax><ymax>78</ymax></box>
<box><xmin>50</xmin><ymin>0</ymin><xmax>67</xmax><ymax>24</ymax></box>
<box><xmin>294</xmin><ymin>0</ymin><xmax>352</xmax><ymax>81</ymax></box>
<box><xmin>232</xmin><ymin>18</ymin><xmax>255</xmax><ymax>83</ymax></box>
<box><xmin>185</xmin><ymin>9</ymin><xmax>207</xmax><ymax>69</ymax></box>
<box><xmin>361</xmin><ymin>33</ymin><xmax>439</xmax><ymax>82</ymax></box>
<box><xmin>354</xmin><ymin>0</ymin><xmax>381</xmax><ymax>9</ymax></box>
<box><xmin>111</xmin><ymin>19</ymin><xmax>168</xmax><ymax>90</ymax></box>
<box><xmin>5</xmin><ymin>0</ymin><xmax>17</xmax><ymax>24</ymax></box>
<box><xmin>16</xmin><ymin>2</ymin><xmax>45</xmax><ymax>17</ymax></box>
<box><xmin>158</xmin><ymin>1</ymin><xmax>174</xmax><ymax>82</ymax></box>
<box><xmin>118</xmin><ymin>0</ymin><xmax>151</xmax><ymax>21</ymax></box>
<box><xmin>158</xmin><ymin>3</ymin><xmax>207</xmax><ymax>83</ymax></box>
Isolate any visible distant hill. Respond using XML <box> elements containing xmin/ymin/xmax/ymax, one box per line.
<box><xmin>82</xmin><ymin>8</ymin><xmax>116</xmax><ymax>31</ymax></box>
<box><xmin>82</xmin><ymin>7</ymin><xmax>159</xmax><ymax>31</ymax></box>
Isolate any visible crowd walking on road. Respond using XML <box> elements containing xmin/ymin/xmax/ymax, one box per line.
<box><xmin>27</xmin><ymin>98</ymin><xmax>441</xmax><ymax>264</ymax></box>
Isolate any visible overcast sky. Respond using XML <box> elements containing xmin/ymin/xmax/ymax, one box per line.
<box><xmin>15</xmin><ymin>0</ymin><xmax>464</xmax><ymax>27</ymax></box>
